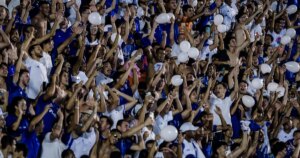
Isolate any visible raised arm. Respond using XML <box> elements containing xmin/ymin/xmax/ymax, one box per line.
<box><xmin>29</xmin><ymin>104</ymin><xmax>52</xmax><ymax>131</ymax></box>
<box><xmin>50</xmin><ymin>109</ymin><xmax>64</xmax><ymax>141</ymax></box>
<box><xmin>112</xmin><ymin>89</ymin><xmax>138</xmax><ymax>111</ymax></box>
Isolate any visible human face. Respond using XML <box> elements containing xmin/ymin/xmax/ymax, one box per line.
<box><xmin>169</xmin><ymin>0</ymin><xmax>177</xmax><ymax>10</ymax></box>
<box><xmin>109</xmin><ymin>132</ymin><xmax>121</xmax><ymax>144</ymax></box>
<box><xmin>239</xmin><ymin>82</ymin><xmax>248</xmax><ymax>94</ymax></box>
<box><xmin>119</xmin><ymin>121</ymin><xmax>129</xmax><ymax>133</ymax></box>
<box><xmin>40</xmin><ymin>4</ymin><xmax>50</xmax><ymax>16</ymax></box>
<box><xmin>17</xmin><ymin>99</ymin><xmax>27</xmax><ymax>115</ymax></box>
<box><xmin>185</xmin><ymin>7</ymin><xmax>194</xmax><ymax>18</ymax></box>
<box><xmin>10</xmin><ymin>30</ymin><xmax>19</xmax><ymax>42</ymax></box>
<box><xmin>44</xmin><ymin>40</ymin><xmax>54</xmax><ymax>52</ymax></box>
<box><xmin>239</xmin><ymin>14</ymin><xmax>248</xmax><ymax>24</ymax></box>
<box><xmin>103</xmin><ymin>62</ymin><xmax>112</xmax><ymax>76</ymax></box>
<box><xmin>90</xmin><ymin>25</ymin><xmax>98</xmax><ymax>35</ymax></box>
<box><xmin>214</xmin><ymin>84</ymin><xmax>226</xmax><ymax>99</ymax></box>
<box><xmin>60</xmin><ymin>72</ymin><xmax>69</xmax><ymax>86</ymax></box>
<box><xmin>156</xmin><ymin>50</ymin><xmax>166</xmax><ymax>62</ymax></box>
<box><xmin>20</xmin><ymin>72</ymin><xmax>30</xmax><ymax>87</ymax></box>
<box><xmin>33</xmin><ymin>45</ymin><xmax>43</xmax><ymax>58</ymax></box>
<box><xmin>0</xmin><ymin>7</ymin><xmax>7</xmax><ymax>20</ymax></box>
<box><xmin>60</xmin><ymin>17</ymin><xmax>69</xmax><ymax>29</ymax></box>
<box><xmin>100</xmin><ymin>118</ymin><xmax>109</xmax><ymax>131</ymax></box>
<box><xmin>0</xmin><ymin>65</ymin><xmax>8</xmax><ymax>77</ymax></box>
<box><xmin>190</xmin><ymin>91</ymin><xmax>198</xmax><ymax>103</ymax></box>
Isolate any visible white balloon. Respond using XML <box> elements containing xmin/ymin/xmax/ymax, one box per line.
<box><xmin>280</xmin><ymin>36</ymin><xmax>291</xmax><ymax>45</ymax></box>
<box><xmin>110</xmin><ymin>33</ymin><xmax>122</xmax><ymax>44</ymax></box>
<box><xmin>267</xmin><ymin>82</ymin><xmax>279</xmax><ymax>92</ymax></box>
<box><xmin>88</xmin><ymin>12</ymin><xmax>102</xmax><ymax>25</ymax></box>
<box><xmin>287</xmin><ymin>5</ymin><xmax>298</xmax><ymax>15</ymax></box>
<box><xmin>171</xmin><ymin>75</ymin><xmax>183</xmax><ymax>86</ymax></box>
<box><xmin>251</xmin><ymin>78</ymin><xmax>264</xmax><ymax>89</ymax></box>
<box><xmin>286</xmin><ymin>28</ymin><xmax>296</xmax><ymax>38</ymax></box>
<box><xmin>260</xmin><ymin>64</ymin><xmax>272</xmax><ymax>74</ymax></box>
<box><xmin>155</xmin><ymin>13</ymin><xmax>170</xmax><ymax>24</ymax></box>
<box><xmin>276</xmin><ymin>86</ymin><xmax>285</xmax><ymax>98</ymax></box>
<box><xmin>180</xmin><ymin>40</ymin><xmax>191</xmax><ymax>52</ymax></box>
<box><xmin>188</xmin><ymin>47</ymin><xmax>200</xmax><ymax>59</ymax></box>
<box><xmin>214</xmin><ymin>14</ymin><xmax>224</xmax><ymax>25</ymax></box>
<box><xmin>160</xmin><ymin>125</ymin><xmax>178</xmax><ymax>142</ymax></box>
<box><xmin>167</xmin><ymin>13</ymin><xmax>175</xmax><ymax>22</ymax></box>
<box><xmin>177</xmin><ymin>52</ymin><xmax>189</xmax><ymax>63</ymax></box>
<box><xmin>192</xmin><ymin>0</ymin><xmax>198</xmax><ymax>7</ymax></box>
<box><xmin>242</xmin><ymin>95</ymin><xmax>255</xmax><ymax>108</ymax></box>
<box><xmin>285</xmin><ymin>61</ymin><xmax>300</xmax><ymax>73</ymax></box>
<box><xmin>137</xmin><ymin>7</ymin><xmax>144</xmax><ymax>18</ymax></box>
<box><xmin>217</xmin><ymin>24</ymin><xmax>227</xmax><ymax>33</ymax></box>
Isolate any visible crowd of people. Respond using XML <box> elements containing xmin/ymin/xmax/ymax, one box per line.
<box><xmin>0</xmin><ymin>0</ymin><xmax>299</xmax><ymax>157</ymax></box>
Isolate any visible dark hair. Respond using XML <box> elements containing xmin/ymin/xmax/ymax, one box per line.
<box><xmin>212</xmin><ymin>141</ymin><xmax>227</xmax><ymax>155</ymax></box>
<box><xmin>1</xmin><ymin>135</ymin><xmax>14</xmax><ymax>149</ymax></box>
<box><xmin>15</xmin><ymin>143</ymin><xmax>28</xmax><ymax>157</ymax></box>
<box><xmin>271</xmin><ymin>141</ymin><xmax>286</xmax><ymax>156</ymax></box>
<box><xmin>116</xmin><ymin>119</ymin><xmax>126</xmax><ymax>128</ymax></box>
<box><xmin>8</xmin><ymin>96</ymin><xmax>25</xmax><ymax>114</ymax></box>
<box><xmin>39</xmin><ymin>1</ymin><xmax>50</xmax><ymax>6</ymax></box>
<box><xmin>182</xmin><ymin>5</ymin><xmax>192</xmax><ymax>13</ymax></box>
<box><xmin>100</xmin><ymin>115</ymin><xmax>114</xmax><ymax>128</ymax></box>
<box><xmin>223</xmin><ymin>31</ymin><xmax>234</xmax><ymax>50</ymax></box>
<box><xmin>18</xmin><ymin>69</ymin><xmax>30</xmax><ymax>82</ymax></box>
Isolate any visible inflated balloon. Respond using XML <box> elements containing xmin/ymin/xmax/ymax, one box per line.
<box><xmin>285</xmin><ymin>61</ymin><xmax>300</xmax><ymax>73</ymax></box>
<box><xmin>242</xmin><ymin>95</ymin><xmax>255</xmax><ymax>108</ymax></box>
<box><xmin>88</xmin><ymin>12</ymin><xmax>102</xmax><ymax>25</ymax></box>
<box><xmin>188</xmin><ymin>47</ymin><xmax>200</xmax><ymax>59</ymax></box>
<box><xmin>267</xmin><ymin>82</ymin><xmax>279</xmax><ymax>92</ymax></box>
<box><xmin>217</xmin><ymin>24</ymin><xmax>227</xmax><ymax>33</ymax></box>
<box><xmin>167</xmin><ymin>13</ymin><xmax>175</xmax><ymax>22</ymax></box>
<box><xmin>160</xmin><ymin>125</ymin><xmax>178</xmax><ymax>142</ymax></box>
<box><xmin>155</xmin><ymin>13</ymin><xmax>170</xmax><ymax>24</ymax></box>
<box><xmin>287</xmin><ymin>5</ymin><xmax>297</xmax><ymax>14</ymax></box>
<box><xmin>192</xmin><ymin>0</ymin><xmax>198</xmax><ymax>7</ymax></box>
<box><xmin>280</xmin><ymin>36</ymin><xmax>291</xmax><ymax>45</ymax></box>
<box><xmin>260</xmin><ymin>64</ymin><xmax>271</xmax><ymax>74</ymax></box>
<box><xmin>276</xmin><ymin>86</ymin><xmax>285</xmax><ymax>98</ymax></box>
<box><xmin>180</xmin><ymin>40</ymin><xmax>191</xmax><ymax>52</ymax></box>
<box><xmin>171</xmin><ymin>75</ymin><xmax>183</xmax><ymax>86</ymax></box>
<box><xmin>137</xmin><ymin>7</ymin><xmax>144</xmax><ymax>18</ymax></box>
<box><xmin>177</xmin><ymin>52</ymin><xmax>189</xmax><ymax>63</ymax></box>
<box><xmin>214</xmin><ymin>14</ymin><xmax>224</xmax><ymax>25</ymax></box>
<box><xmin>286</xmin><ymin>28</ymin><xmax>296</xmax><ymax>38</ymax></box>
<box><xmin>251</xmin><ymin>78</ymin><xmax>264</xmax><ymax>89</ymax></box>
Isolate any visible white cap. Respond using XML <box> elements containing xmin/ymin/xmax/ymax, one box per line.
<box><xmin>180</xmin><ymin>122</ymin><xmax>198</xmax><ymax>133</ymax></box>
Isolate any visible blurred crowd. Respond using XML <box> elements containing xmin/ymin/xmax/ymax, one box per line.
<box><xmin>0</xmin><ymin>0</ymin><xmax>299</xmax><ymax>157</ymax></box>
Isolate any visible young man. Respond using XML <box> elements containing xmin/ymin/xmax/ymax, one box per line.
<box><xmin>178</xmin><ymin>122</ymin><xmax>206</xmax><ymax>158</ymax></box>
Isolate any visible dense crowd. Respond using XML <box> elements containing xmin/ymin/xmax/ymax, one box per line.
<box><xmin>0</xmin><ymin>0</ymin><xmax>299</xmax><ymax>157</ymax></box>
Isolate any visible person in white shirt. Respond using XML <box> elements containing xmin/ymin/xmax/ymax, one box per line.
<box><xmin>102</xmin><ymin>88</ymin><xmax>138</xmax><ymax>129</ymax></box>
<box><xmin>40</xmin><ymin>39</ymin><xmax>54</xmax><ymax>77</ymax></box>
<box><xmin>219</xmin><ymin>0</ymin><xmax>237</xmax><ymax>31</ymax></box>
<box><xmin>41</xmin><ymin>110</ymin><xmax>66</xmax><ymax>158</ymax></box>
<box><xmin>178</xmin><ymin>122</ymin><xmax>206</xmax><ymax>158</ymax></box>
<box><xmin>24</xmin><ymin>44</ymin><xmax>49</xmax><ymax>99</ymax></box>
<box><xmin>208</xmin><ymin>66</ymin><xmax>239</xmax><ymax>126</ymax></box>
<box><xmin>277</xmin><ymin>117</ymin><xmax>297</xmax><ymax>143</ymax></box>
<box><xmin>153</xmin><ymin>92</ymin><xmax>183</xmax><ymax>135</ymax></box>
